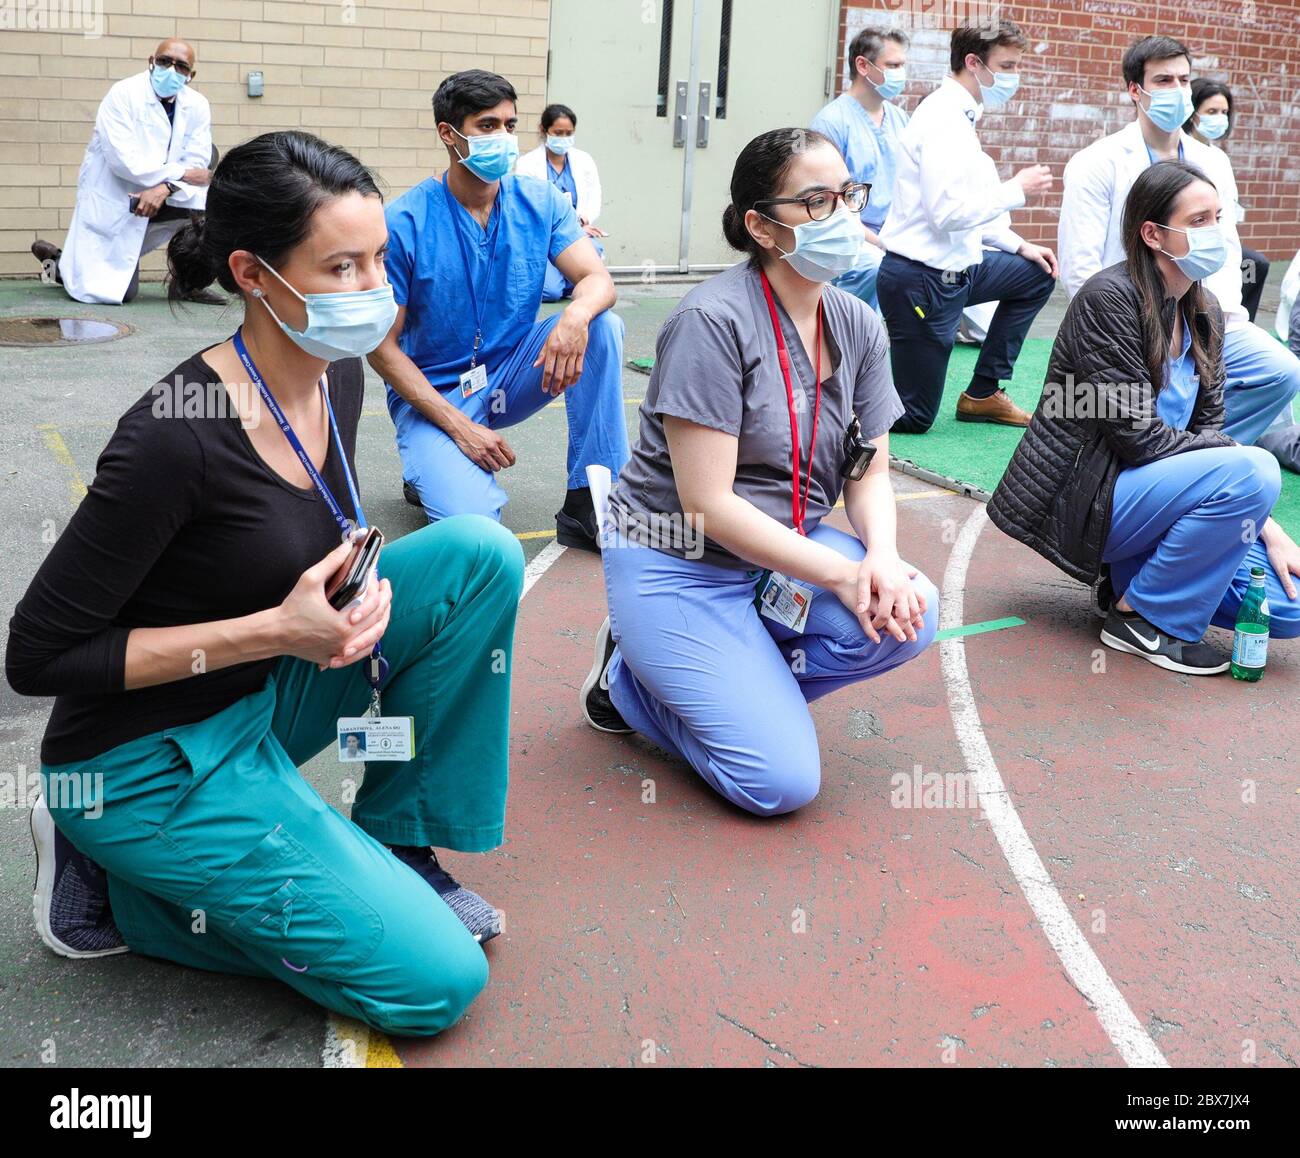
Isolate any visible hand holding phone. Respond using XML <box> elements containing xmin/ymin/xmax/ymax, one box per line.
<box><xmin>326</xmin><ymin>527</ymin><xmax>384</xmax><ymax>610</ymax></box>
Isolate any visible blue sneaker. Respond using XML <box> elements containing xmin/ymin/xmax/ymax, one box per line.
<box><xmin>30</xmin><ymin>794</ymin><xmax>128</xmax><ymax>959</ymax></box>
<box><xmin>387</xmin><ymin>845</ymin><xmax>501</xmax><ymax>944</ymax></box>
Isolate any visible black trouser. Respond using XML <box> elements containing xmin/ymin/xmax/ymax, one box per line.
<box><xmin>877</xmin><ymin>249</ymin><xmax>1056</xmax><ymax>434</ymax></box>
<box><xmin>122</xmin><ymin>204</ymin><xmax>193</xmax><ymax>303</ymax></box>
<box><xmin>1240</xmin><ymin>244</ymin><xmax>1270</xmax><ymax>324</ymax></box>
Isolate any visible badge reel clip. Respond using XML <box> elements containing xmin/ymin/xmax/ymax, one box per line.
<box><xmin>841</xmin><ymin>415</ymin><xmax>877</xmax><ymax>481</ymax></box>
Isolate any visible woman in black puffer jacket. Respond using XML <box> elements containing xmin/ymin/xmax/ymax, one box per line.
<box><xmin>988</xmin><ymin>160</ymin><xmax>1300</xmax><ymax>675</ymax></box>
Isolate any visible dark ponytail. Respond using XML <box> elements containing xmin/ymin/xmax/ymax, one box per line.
<box><xmin>1121</xmin><ymin>159</ymin><xmax>1218</xmax><ymax>400</ymax></box>
<box><xmin>721</xmin><ymin>127</ymin><xmax>834</xmax><ymax>259</ymax></box>
<box><xmin>167</xmin><ymin>130</ymin><xmax>382</xmax><ymax>302</ymax></box>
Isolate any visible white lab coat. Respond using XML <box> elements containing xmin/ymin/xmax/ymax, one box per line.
<box><xmin>1058</xmin><ymin>121</ymin><xmax>1245</xmax><ymax>327</ymax></box>
<box><xmin>515</xmin><ymin>144</ymin><xmax>602</xmax><ymax>225</ymax></box>
<box><xmin>1277</xmin><ymin>250</ymin><xmax>1300</xmax><ymax>345</ymax></box>
<box><xmin>60</xmin><ymin>71</ymin><xmax>211</xmax><ymax>305</ymax></box>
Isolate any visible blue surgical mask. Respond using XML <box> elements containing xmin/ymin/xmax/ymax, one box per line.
<box><xmin>763</xmin><ymin>205</ymin><xmax>864</xmax><ymax>283</ymax></box>
<box><xmin>872</xmin><ymin>66</ymin><xmax>906</xmax><ymax>102</ymax></box>
<box><xmin>254</xmin><ymin>257</ymin><xmax>398</xmax><ymax>361</ymax></box>
<box><xmin>1157</xmin><ymin>222</ymin><xmax>1228</xmax><ymax>282</ymax></box>
<box><xmin>452</xmin><ymin>127</ymin><xmax>519</xmax><ymax>183</ymax></box>
<box><xmin>1197</xmin><ymin>112</ymin><xmax>1229</xmax><ymax>140</ymax></box>
<box><xmin>150</xmin><ymin>63</ymin><xmax>188</xmax><ymax>99</ymax></box>
<box><xmin>1139</xmin><ymin>84</ymin><xmax>1195</xmax><ymax>133</ymax></box>
<box><xmin>547</xmin><ymin>135</ymin><xmax>575</xmax><ymax>155</ymax></box>
<box><xmin>975</xmin><ymin>62</ymin><xmax>1020</xmax><ymax>109</ymax></box>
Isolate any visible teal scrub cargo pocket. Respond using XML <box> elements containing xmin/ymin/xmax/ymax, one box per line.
<box><xmin>181</xmin><ymin>822</ymin><xmax>384</xmax><ymax>977</ymax></box>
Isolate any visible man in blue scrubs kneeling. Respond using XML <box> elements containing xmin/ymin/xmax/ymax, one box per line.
<box><xmin>369</xmin><ymin>70</ymin><xmax>629</xmax><ymax>550</ymax></box>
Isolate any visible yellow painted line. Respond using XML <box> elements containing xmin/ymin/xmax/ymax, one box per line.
<box><xmin>323</xmin><ymin>1014</ymin><xmax>404</xmax><ymax>1068</ymax></box>
<box><xmin>516</xmin><ymin>529</ymin><xmax>557</xmax><ymax>542</ymax></box>
<box><xmin>36</xmin><ymin>424</ymin><xmax>87</xmax><ymax>505</ymax></box>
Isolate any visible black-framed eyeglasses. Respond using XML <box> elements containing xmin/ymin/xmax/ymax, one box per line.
<box><xmin>756</xmin><ymin>182</ymin><xmax>870</xmax><ymax>222</ymax></box>
<box><xmin>154</xmin><ymin>55</ymin><xmax>194</xmax><ymax>77</ymax></box>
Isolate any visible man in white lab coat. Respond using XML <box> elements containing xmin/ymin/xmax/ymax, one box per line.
<box><xmin>1058</xmin><ymin>34</ymin><xmax>1300</xmax><ymax>467</ymax></box>
<box><xmin>30</xmin><ymin>40</ymin><xmax>219</xmax><ymax>306</ymax></box>
<box><xmin>877</xmin><ymin>20</ymin><xmax>1059</xmax><ymax>434</ymax></box>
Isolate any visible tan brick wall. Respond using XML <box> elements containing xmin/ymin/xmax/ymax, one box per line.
<box><xmin>0</xmin><ymin>0</ymin><xmax>551</xmax><ymax>277</ymax></box>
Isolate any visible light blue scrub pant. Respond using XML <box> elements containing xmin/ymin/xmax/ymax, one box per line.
<box><xmin>543</xmin><ymin>238</ymin><xmax>605</xmax><ymax>302</ymax></box>
<box><xmin>1221</xmin><ymin>323</ymin><xmax>1300</xmax><ymax>448</ymax></box>
<box><xmin>832</xmin><ymin>241</ymin><xmax>886</xmax><ymax>312</ymax></box>
<box><xmin>40</xmin><ymin>519</ymin><xmax>524</xmax><ymax>1037</ymax></box>
<box><xmin>600</xmin><ymin>522</ymin><xmax>940</xmax><ymax>816</ymax></box>
<box><xmin>1104</xmin><ymin>446</ymin><xmax>1300</xmax><ymax>642</ymax></box>
<box><xmin>391</xmin><ymin>309</ymin><xmax>629</xmax><ymax>523</ymax></box>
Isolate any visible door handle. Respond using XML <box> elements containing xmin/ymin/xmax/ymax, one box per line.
<box><xmin>673</xmin><ymin>80</ymin><xmax>688</xmax><ymax>148</ymax></box>
<box><xmin>696</xmin><ymin>81</ymin><xmax>711</xmax><ymax>148</ymax></box>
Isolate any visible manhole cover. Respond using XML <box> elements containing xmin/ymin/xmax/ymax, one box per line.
<box><xmin>0</xmin><ymin>316</ymin><xmax>133</xmax><ymax>347</ymax></box>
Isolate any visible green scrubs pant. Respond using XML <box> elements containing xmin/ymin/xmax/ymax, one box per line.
<box><xmin>40</xmin><ymin>516</ymin><xmax>524</xmax><ymax>1038</ymax></box>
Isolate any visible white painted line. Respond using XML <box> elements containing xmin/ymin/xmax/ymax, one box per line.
<box><xmin>323</xmin><ymin>1016</ymin><xmax>370</xmax><ymax>1068</ymax></box>
<box><xmin>323</xmin><ymin>535</ymin><xmax>568</xmax><ymax>1067</ymax></box>
<box><xmin>939</xmin><ymin>504</ymin><xmax>1168</xmax><ymax>1069</ymax></box>
<box><xmin>521</xmin><ymin>539</ymin><xmax>568</xmax><ymax>599</ymax></box>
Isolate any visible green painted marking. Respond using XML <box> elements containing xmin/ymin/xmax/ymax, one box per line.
<box><xmin>934</xmin><ymin>616</ymin><xmax>1025</xmax><ymax>642</ymax></box>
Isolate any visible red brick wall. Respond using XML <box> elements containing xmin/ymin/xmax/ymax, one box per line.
<box><xmin>837</xmin><ymin>1</ymin><xmax>1300</xmax><ymax>260</ymax></box>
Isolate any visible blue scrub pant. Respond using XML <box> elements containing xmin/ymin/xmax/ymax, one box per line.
<box><xmin>1104</xmin><ymin>446</ymin><xmax>1300</xmax><ymax>642</ymax></box>
<box><xmin>542</xmin><ymin>239</ymin><xmax>606</xmax><ymax>302</ymax></box>
<box><xmin>392</xmin><ymin>310</ymin><xmax>629</xmax><ymax>523</ymax></box>
<box><xmin>877</xmin><ymin>249</ymin><xmax>1056</xmax><ymax>434</ymax></box>
<box><xmin>40</xmin><ymin>518</ymin><xmax>524</xmax><ymax>1037</ymax></box>
<box><xmin>832</xmin><ymin>242</ymin><xmax>886</xmax><ymax>311</ymax></box>
<box><xmin>1219</xmin><ymin>323</ymin><xmax>1300</xmax><ymax>447</ymax></box>
<box><xmin>600</xmin><ymin>523</ymin><xmax>940</xmax><ymax>816</ymax></box>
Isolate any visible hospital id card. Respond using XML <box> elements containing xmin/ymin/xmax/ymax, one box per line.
<box><xmin>336</xmin><ymin>716</ymin><xmax>415</xmax><ymax>763</ymax></box>
<box><xmin>757</xmin><ymin>571</ymin><xmax>814</xmax><ymax>633</ymax></box>
<box><xmin>459</xmin><ymin>363</ymin><xmax>489</xmax><ymax>399</ymax></box>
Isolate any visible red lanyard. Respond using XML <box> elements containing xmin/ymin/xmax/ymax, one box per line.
<box><xmin>759</xmin><ymin>268</ymin><xmax>822</xmax><ymax>535</ymax></box>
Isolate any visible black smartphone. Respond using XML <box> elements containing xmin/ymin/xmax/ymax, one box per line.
<box><xmin>128</xmin><ymin>195</ymin><xmax>140</xmax><ymax>214</ymax></box>
<box><xmin>326</xmin><ymin>528</ymin><xmax>384</xmax><ymax>610</ymax></box>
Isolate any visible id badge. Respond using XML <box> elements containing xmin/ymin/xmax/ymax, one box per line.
<box><xmin>337</xmin><ymin>716</ymin><xmax>415</xmax><ymax>762</ymax></box>
<box><xmin>757</xmin><ymin>571</ymin><xmax>814</xmax><ymax>634</ymax></box>
<box><xmin>459</xmin><ymin>363</ymin><xmax>489</xmax><ymax>399</ymax></box>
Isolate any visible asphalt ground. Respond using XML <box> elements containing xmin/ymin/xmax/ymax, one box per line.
<box><xmin>0</xmin><ymin>271</ymin><xmax>1295</xmax><ymax>1070</ymax></box>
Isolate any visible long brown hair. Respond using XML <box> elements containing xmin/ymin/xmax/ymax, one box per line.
<box><xmin>1121</xmin><ymin>160</ymin><xmax>1220</xmax><ymax>401</ymax></box>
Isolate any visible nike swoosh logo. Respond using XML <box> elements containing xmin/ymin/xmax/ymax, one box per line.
<box><xmin>1126</xmin><ymin>622</ymin><xmax>1162</xmax><ymax>651</ymax></box>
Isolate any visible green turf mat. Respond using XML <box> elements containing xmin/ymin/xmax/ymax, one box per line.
<box><xmin>889</xmin><ymin>337</ymin><xmax>1300</xmax><ymax>536</ymax></box>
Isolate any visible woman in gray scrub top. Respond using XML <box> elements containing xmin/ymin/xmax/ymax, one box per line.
<box><xmin>579</xmin><ymin>128</ymin><xmax>940</xmax><ymax>817</ymax></box>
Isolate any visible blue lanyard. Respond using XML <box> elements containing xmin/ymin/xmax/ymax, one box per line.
<box><xmin>232</xmin><ymin>328</ymin><xmax>388</xmax><ymax>690</ymax></box>
<box><xmin>443</xmin><ymin>172</ymin><xmax>503</xmax><ymax>369</ymax></box>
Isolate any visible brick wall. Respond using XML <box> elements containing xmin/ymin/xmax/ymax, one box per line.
<box><xmin>0</xmin><ymin>0</ymin><xmax>550</xmax><ymax>277</ymax></box>
<box><xmin>838</xmin><ymin>0</ymin><xmax>1300</xmax><ymax>261</ymax></box>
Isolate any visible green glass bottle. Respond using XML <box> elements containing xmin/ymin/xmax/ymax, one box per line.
<box><xmin>1231</xmin><ymin>567</ymin><xmax>1270</xmax><ymax>682</ymax></box>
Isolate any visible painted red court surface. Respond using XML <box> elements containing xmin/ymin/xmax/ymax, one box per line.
<box><xmin>383</xmin><ymin>479</ymin><xmax>1299</xmax><ymax>1068</ymax></box>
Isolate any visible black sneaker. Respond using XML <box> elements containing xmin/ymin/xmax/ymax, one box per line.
<box><xmin>580</xmin><ymin>617</ymin><xmax>633</xmax><ymax>733</ymax></box>
<box><xmin>1100</xmin><ymin>608</ymin><xmax>1230</xmax><ymax>676</ymax></box>
<box><xmin>402</xmin><ymin>480</ymin><xmax>421</xmax><ymax>508</ymax></box>
<box><xmin>30</xmin><ymin>794</ymin><xmax>128</xmax><ymax>959</ymax></box>
<box><xmin>387</xmin><ymin>845</ymin><xmax>500</xmax><ymax>943</ymax></box>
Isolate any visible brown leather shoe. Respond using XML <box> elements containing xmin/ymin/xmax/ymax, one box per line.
<box><xmin>31</xmin><ymin>239</ymin><xmax>61</xmax><ymax>263</ymax></box>
<box><xmin>955</xmin><ymin>388</ymin><xmax>1031</xmax><ymax>427</ymax></box>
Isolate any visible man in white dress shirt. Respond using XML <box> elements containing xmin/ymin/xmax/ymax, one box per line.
<box><xmin>1059</xmin><ymin>34</ymin><xmax>1300</xmax><ymax>470</ymax></box>
<box><xmin>877</xmin><ymin>20</ymin><xmax>1058</xmax><ymax>434</ymax></box>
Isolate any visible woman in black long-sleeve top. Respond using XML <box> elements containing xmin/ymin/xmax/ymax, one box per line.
<box><xmin>6</xmin><ymin>131</ymin><xmax>524</xmax><ymax>1037</ymax></box>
